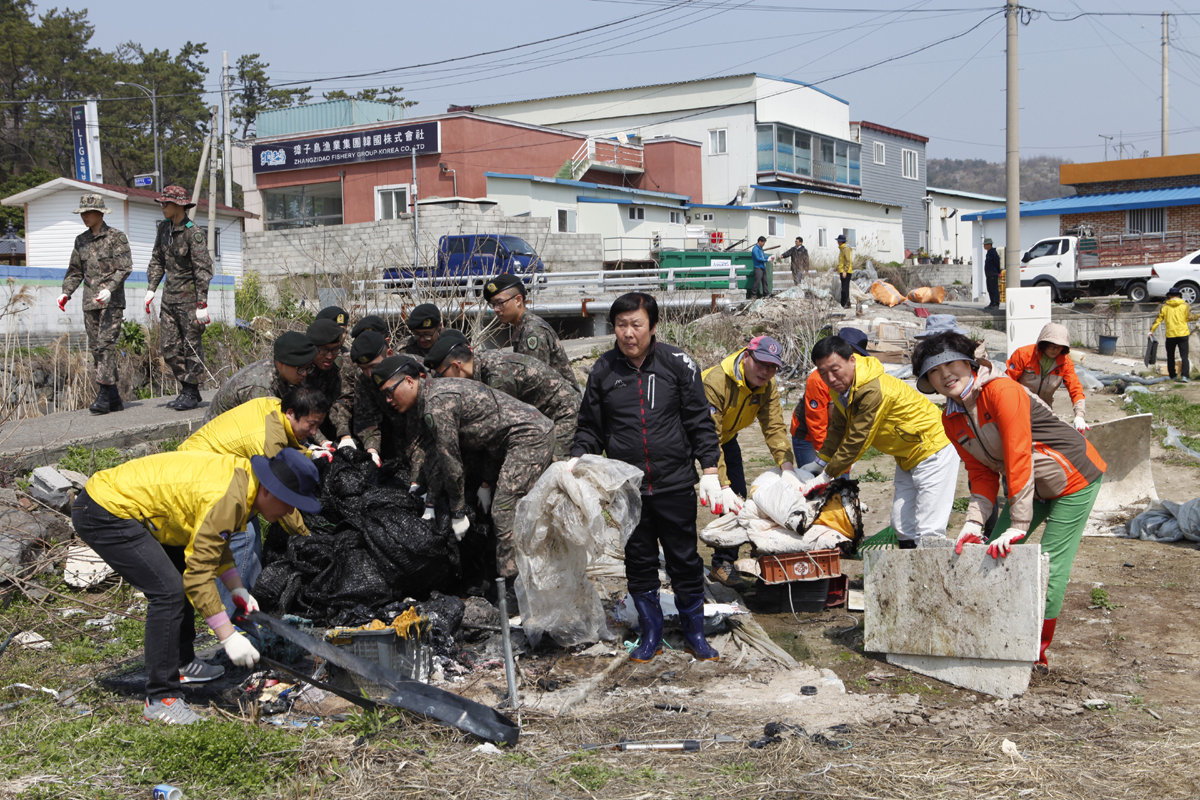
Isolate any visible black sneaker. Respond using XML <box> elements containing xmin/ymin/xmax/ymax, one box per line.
<box><xmin>178</xmin><ymin>658</ymin><xmax>225</xmax><ymax>684</ymax></box>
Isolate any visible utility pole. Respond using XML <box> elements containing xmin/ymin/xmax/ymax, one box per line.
<box><xmin>1163</xmin><ymin>11</ymin><xmax>1169</xmax><ymax>157</ymax></box>
<box><xmin>208</xmin><ymin>105</ymin><xmax>219</xmax><ymax>255</ymax></box>
<box><xmin>222</xmin><ymin>51</ymin><xmax>233</xmax><ymax>207</ymax></box>
<box><xmin>1099</xmin><ymin>134</ymin><xmax>1113</xmax><ymax>161</ymax></box>
<box><xmin>1005</xmin><ymin>1</ymin><xmax>1020</xmax><ymax>292</ymax></box>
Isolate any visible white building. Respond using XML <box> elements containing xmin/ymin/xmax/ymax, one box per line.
<box><xmin>925</xmin><ymin>187</ymin><xmax>1006</xmax><ymax>265</ymax></box>
<box><xmin>1</xmin><ymin>178</ymin><xmax>253</xmax><ymax>338</ymax></box>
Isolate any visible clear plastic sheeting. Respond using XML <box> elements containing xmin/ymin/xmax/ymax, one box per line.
<box><xmin>1164</xmin><ymin>425</ymin><xmax>1200</xmax><ymax>462</ymax></box>
<box><xmin>1125</xmin><ymin>498</ymin><xmax>1200</xmax><ymax>543</ymax></box>
<box><xmin>513</xmin><ymin>455</ymin><xmax>644</xmax><ymax>648</ymax></box>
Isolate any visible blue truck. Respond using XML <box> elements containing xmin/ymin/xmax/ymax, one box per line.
<box><xmin>384</xmin><ymin>234</ymin><xmax>545</xmax><ymax>291</ymax></box>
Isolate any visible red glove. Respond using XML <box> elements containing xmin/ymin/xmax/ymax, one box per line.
<box><xmin>987</xmin><ymin>528</ymin><xmax>1026</xmax><ymax>559</ymax></box>
<box><xmin>57</xmin><ymin>294</ymin><xmax>69</xmax><ymax>312</ymax></box>
<box><xmin>954</xmin><ymin>522</ymin><xmax>984</xmax><ymax>555</ymax></box>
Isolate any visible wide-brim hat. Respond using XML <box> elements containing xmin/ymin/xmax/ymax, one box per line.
<box><xmin>915</xmin><ymin>314</ymin><xmax>969</xmax><ymax>339</ymax></box>
<box><xmin>72</xmin><ymin>194</ymin><xmax>110</xmax><ymax>215</ymax></box>
<box><xmin>250</xmin><ymin>449</ymin><xmax>321</xmax><ymax>513</ymax></box>
<box><xmin>156</xmin><ymin>185</ymin><xmax>196</xmax><ymax>208</ymax></box>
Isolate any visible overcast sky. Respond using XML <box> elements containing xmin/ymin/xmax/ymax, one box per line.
<box><xmin>85</xmin><ymin>0</ymin><xmax>1200</xmax><ymax>163</ymax></box>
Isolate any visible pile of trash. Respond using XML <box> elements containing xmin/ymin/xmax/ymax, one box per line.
<box><xmin>1124</xmin><ymin>497</ymin><xmax>1200</xmax><ymax>543</ymax></box>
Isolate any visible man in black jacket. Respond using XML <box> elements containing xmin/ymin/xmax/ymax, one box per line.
<box><xmin>984</xmin><ymin>238</ymin><xmax>1002</xmax><ymax>308</ymax></box>
<box><xmin>571</xmin><ymin>292</ymin><xmax>722</xmax><ymax>664</ymax></box>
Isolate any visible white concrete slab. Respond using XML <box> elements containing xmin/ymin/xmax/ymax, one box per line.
<box><xmin>886</xmin><ymin>653</ymin><xmax>1033</xmax><ymax>699</ymax></box>
<box><xmin>1087</xmin><ymin>414</ymin><xmax>1157</xmax><ymax>513</ymax></box>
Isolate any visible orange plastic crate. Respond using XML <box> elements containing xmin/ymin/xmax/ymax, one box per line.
<box><xmin>757</xmin><ymin>549</ymin><xmax>841</xmax><ymax>585</ymax></box>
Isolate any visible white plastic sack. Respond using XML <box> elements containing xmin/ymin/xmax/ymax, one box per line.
<box><xmin>1076</xmin><ymin>368</ymin><xmax>1104</xmax><ymax>391</ymax></box>
<box><xmin>1126</xmin><ymin>498</ymin><xmax>1200</xmax><ymax>543</ymax></box>
<box><xmin>513</xmin><ymin>455</ymin><xmax>644</xmax><ymax>647</ymax></box>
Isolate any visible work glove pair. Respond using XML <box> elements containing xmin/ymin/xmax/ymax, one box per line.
<box><xmin>59</xmin><ymin>290</ymin><xmax>112</xmax><ymax>309</ymax></box>
<box><xmin>953</xmin><ymin>521</ymin><xmax>1026</xmax><ymax>559</ymax></box>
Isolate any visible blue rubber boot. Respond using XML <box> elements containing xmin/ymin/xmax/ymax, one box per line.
<box><xmin>629</xmin><ymin>591</ymin><xmax>664</xmax><ymax>663</ymax></box>
<box><xmin>677</xmin><ymin>592</ymin><xmax>719</xmax><ymax>661</ymax></box>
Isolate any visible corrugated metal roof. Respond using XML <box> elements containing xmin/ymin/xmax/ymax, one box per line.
<box><xmin>257</xmin><ymin>99</ymin><xmax>407</xmax><ymax>138</ymax></box>
<box><xmin>752</xmin><ymin>183</ymin><xmax>903</xmax><ymax>207</ymax></box>
<box><xmin>927</xmin><ymin>186</ymin><xmax>1006</xmax><ymax>203</ymax></box>
<box><xmin>961</xmin><ymin>185</ymin><xmax>1200</xmax><ymax>221</ymax></box>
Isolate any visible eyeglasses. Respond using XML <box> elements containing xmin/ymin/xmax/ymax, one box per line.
<box><xmin>316</xmin><ymin>343</ymin><xmax>342</xmax><ymax>355</ymax></box>
<box><xmin>414</xmin><ymin>329</ymin><xmax>440</xmax><ymax>341</ymax></box>
<box><xmin>296</xmin><ymin>363</ymin><xmax>316</xmax><ymax>376</ymax></box>
<box><xmin>490</xmin><ymin>293</ymin><xmax>520</xmax><ymax>311</ymax></box>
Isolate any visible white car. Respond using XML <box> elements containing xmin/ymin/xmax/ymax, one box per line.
<box><xmin>1147</xmin><ymin>249</ymin><xmax>1200</xmax><ymax>303</ymax></box>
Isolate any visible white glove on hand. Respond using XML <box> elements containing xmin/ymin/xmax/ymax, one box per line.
<box><xmin>796</xmin><ymin>459</ymin><xmax>824</xmax><ymax>481</ymax></box>
<box><xmin>565</xmin><ymin>457</ymin><xmax>579</xmax><ymax>472</ymax></box>
<box><xmin>801</xmin><ymin>470</ymin><xmax>832</xmax><ymax>495</ymax></box>
<box><xmin>451</xmin><ymin>516</ymin><xmax>470</xmax><ymax>541</ymax></box>
<box><xmin>715</xmin><ymin>486</ymin><xmax>743</xmax><ymax>516</ymax></box>
<box><xmin>143</xmin><ymin>290</ymin><xmax>155</xmax><ymax>314</ymax></box>
<box><xmin>95</xmin><ymin>288</ymin><xmax>111</xmax><ymax>305</ymax></box>
<box><xmin>308</xmin><ymin>445</ymin><xmax>333</xmax><ymax>464</ymax></box>
<box><xmin>57</xmin><ymin>293</ymin><xmax>69</xmax><ymax>312</ymax></box>
<box><xmin>409</xmin><ymin>483</ymin><xmax>422</xmax><ymax>495</ymax></box>
<box><xmin>477</xmin><ymin>485</ymin><xmax>493</xmax><ymax>513</ymax></box>
<box><xmin>230</xmin><ymin>587</ymin><xmax>259</xmax><ymax>615</ymax></box>
<box><xmin>195</xmin><ymin>305</ymin><xmax>210</xmax><ymax>325</ymax></box>
<box><xmin>987</xmin><ymin>527</ymin><xmax>1026</xmax><ymax>559</ymax></box>
<box><xmin>954</xmin><ymin>521</ymin><xmax>984</xmax><ymax>555</ymax></box>
<box><xmin>220</xmin><ymin>631</ymin><xmax>260</xmax><ymax>668</ymax></box>
<box><xmin>1073</xmin><ymin>416</ymin><xmax>1090</xmax><ymax>433</ymax></box>
<box><xmin>338</xmin><ymin>437</ymin><xmax>357</xmax><ymax>450</ymax></box>
<box><xmin>367</xmin><ymin>448</ymin><xmax>381</xmax><ymax>468</ymax></box>
<box><xmin>697</xmin><ymin>473</ymin><xmax>723</xmax><ymax>514</ymax></box>
<box><xmin>422</xmin><ymin>505</ymin><xmax>435</xmax><ymax>521</ymax></box>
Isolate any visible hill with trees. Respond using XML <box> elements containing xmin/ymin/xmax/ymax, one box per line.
<box><xmin>927</xmin><ymin>155</ymin><xmax>1076</xmax><ymax>202</ymax></box>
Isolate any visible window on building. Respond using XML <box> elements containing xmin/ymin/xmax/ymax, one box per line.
<box><xmin>556</xmin><ymin>208</ymin><xmax>576</xmax><ymax>233</ymax></box>
<box><xmin>263</xmin><ymin>182</ymin><xmax>344</xmax><ymax>230</ymax></box>
<box><xmin>874</xmin><ymin>141</ymin><xmax>885</xmax><ymax>164</ymax></box>
<box><xmin>902</xmin><ymin>148</ymin><xmax>919</xmax><ymax>180</ymax></box>
<box><xmin>756</xmin><ymin>125</ymin><xmax>775</xmax><ymax>171</ymax></box>
<box><xmin>776</xmin><ymin>128</ymin><xmax>794</xmax><ymax>174</ymax></box>
<box><xmin>795</xmin><ymin>132</ymin><xmax>812</xmax><ymax>177</ymax></box>
<box><xmin>669</xmin><ymin>210</ymin><xmax>682</xmax><ymax>224</ymax></box>
<box><xmin>628</xmin><ymin>206</ymin><xmax>645</xmax><ymax>221</ymax></box>
<box><xmin>842</xmin><ymin>228</ymin><xmax>856</xmax><ymax>247</ymax></box>
<box><xmin>768</xmin><ymin>215</ymin><xmax>781</xmax><ymax>237</ymax></box>
<box><xmin>818</xmin><ymin>228</ymin><xmax>828</xmax><ymax>247</ymax></box>
<box><xmin>709</xmin><ymin>129</ymin><xmax>727</xmax><ymax>155</ymax></box>
<box><xmin>376</xmin><ymin>185</ymin><xmax>409</xmax><ymax>221</ymax></box>
<box><xmin>701</xmin><ymin>212</ymin><xmax>715</xmax><ymax>222</ymax></box>
<box><xmin>1127</xmin><ymin>207</ymin><xmax>1165</xmax><ymax>234</ymax></box>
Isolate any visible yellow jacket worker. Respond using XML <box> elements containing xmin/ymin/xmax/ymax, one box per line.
<box><xmin>1150</xmin><ymin>287</ymin><xmax>1200</xmax><ymax>381</ymax></box>
<box><xmin>836</xmin><ymin>234</ymin><xmax>854</xmax><ymax>308</ymax></box>
<box><xmin>798</xmin><ymin>334</ymin><xmax>960</xmax><ymax>547</ymax></box>
<box><xmin>73</xmin><ymin>449</ymin><xmax>320</xmax><ymax>724</ymax></box>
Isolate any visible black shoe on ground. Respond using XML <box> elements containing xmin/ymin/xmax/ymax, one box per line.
<box><xmin>107</xmin><ymin>383</ymin><xmax>123</xmax><ymax>412</ymax></box>
<box><xmin>88</xmin><ymin>387</ymin><xmax>110</xmax><ymax>415</ymax></box>
<box><xmin>172</xmin><ymin>383</ymin><xmax>201</xmax><ymax>411</ymax></box>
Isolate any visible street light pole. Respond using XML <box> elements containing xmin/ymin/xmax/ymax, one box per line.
<box><xmin>116</xmin><ymin>81</ymin><xmax>159</xmax><ymax>191</ymax></box>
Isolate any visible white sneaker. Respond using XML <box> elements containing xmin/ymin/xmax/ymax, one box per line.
<box><xmin>143</xmin><ymin>697</ymin><xmax>203</xmax><ymax>725</ymax></box>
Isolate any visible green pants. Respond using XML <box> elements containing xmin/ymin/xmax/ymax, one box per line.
<box><xmin>991</xmin><ymin>477</ymin><xmax>1102</xmax><ymax>619</ymax></box>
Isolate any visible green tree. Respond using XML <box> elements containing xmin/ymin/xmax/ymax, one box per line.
<box><xmin>232</xmin><ymin>54</ymin><xmax>311</xmax><ymax>139</ymax></box>
<box><xmin>322</xmin><ymin>87</ymin><xmax>415</xmax><ymax>108</ymax></box>
<box><xmin>0</xmin><ymin>166</ymin><xmax>54</xmax><ymax>234</ymax></box>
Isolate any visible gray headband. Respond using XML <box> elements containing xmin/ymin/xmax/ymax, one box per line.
<box><xmin>915</xmin><ymin>349</ymin><xmax>978</xmax><ymax>394</ymax></box>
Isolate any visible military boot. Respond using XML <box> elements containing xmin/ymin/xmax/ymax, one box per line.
<box><xmin>88</xmin><ymin>385</ymin><xmax>111</xmax><ymax>415</ymax></box>
<box><xmin>172</xmin><ymin>383</ymin><xmax>201</xmax><ymax>411</ymax></box>
<box><xmin>107</xmin><ymin>383</ymin><xmax>123</xmax><ymax>412</ymax></box>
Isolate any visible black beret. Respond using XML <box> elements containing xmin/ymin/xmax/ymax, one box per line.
<box><xmin>350</xmin><ymin>330</ymin><xmax>387</xmax><ymax>365</ymax></box>
<box><xmin>351</xmin><ymin>315</ymin><xmax>388</xmax><ymax>338</ymax></box>
<box><xmin>274</xmin><ymin>332</ymin><xmax>318</xmax><ymax>367</ymax></box>
<box><xmin>406</xmin><ymin>303</ymin><xmax>441</xmax><ymax>330</ymax></box>
<box><xmin>315</xmin><ymin>305</ymin><xmax>349</xmax><ymax>326</ymax></box>
<box><xmin>305</xmin><ymin>318</ymin><xmax>345</xmax><ymax>347</ymax></box>
<box><xmin>372</xmin><ymin>354</ymin><xmax>423</xmax><ymax>389</ymax></box>
<box><xmin>423</xmin><ymin>330</ymin><xmax>469</xmax><ymax>370</ymax></box>
<box><xmin>481</xmin><ymin>273</ymin><xmax>524</xmax><ymax>302</ymax></box>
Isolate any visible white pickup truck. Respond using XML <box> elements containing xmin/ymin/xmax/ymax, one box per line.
<box><xmin>1019</xmin><ymin>234</ymin><xmax>1155</xmax><ymax>302</ymax></box>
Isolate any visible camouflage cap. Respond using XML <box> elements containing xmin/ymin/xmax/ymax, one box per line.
<box><xmin>71</xmin><ymin>194</ymin><xmax>111</xmax><ymax>215</ymax></box>
<box><xmin>156</xmin><ymin>185</ymin><xmax>196</xmax><ymax>208</ymax></box>
<box><xmin>406</xmin><ymin>303</ymin><xmax>441</xmax><ymax>330</ymax></box>
<box><xmin>481</xmin><ymin>273</ymin><xmax>524</xmax><ymax>302</ymax></box>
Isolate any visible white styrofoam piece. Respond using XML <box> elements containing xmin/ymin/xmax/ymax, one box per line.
<box><xmin>63</xmin><ymin>544</ymin><xmax>114</xmax><ymax>589</ymax></box>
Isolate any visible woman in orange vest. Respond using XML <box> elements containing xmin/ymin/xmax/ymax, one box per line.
<box><xmin>1005</xmin><ymin>323</ymin><xmax>1088</xmax><ymax>432</ymax></box>
<box><xmin>914</xmin><ymin>330</ymin><xmax>1106</xmax><ymax>673</ymax></box>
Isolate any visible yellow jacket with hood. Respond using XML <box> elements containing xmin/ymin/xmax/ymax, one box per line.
<box><xmin>1151</xmin><ymin>297</ymin><xmax>1199</xmax><ymax>339</ymax></box>
<box><xmin>178</xmin><ymin>396</ymin><xmax>309</xmax><ymax>536</ymax></box>
<box><xmin>701</xmin><ymin>349</ymin><xmax>792</xmax><ymax>485</ymax></box>
<box><xmin>84</xmin><ymin>452</ymin><xmax>258</xmax><ymax>622</ymax></box>
<box><xmin>817</xmin><ymin>354</ymin><xmax>949</xmax><ymax>476</ymax></box>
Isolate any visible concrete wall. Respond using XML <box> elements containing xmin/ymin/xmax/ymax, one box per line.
<box><xmin>901</xmin><ymin>262</ymin><xmax>972</xmax><ymax>289</ymax></box>
<box><xmin>1060</xmin><ymin>206</ymin><xmax>1200</xmax><ymax>238</ymax></box>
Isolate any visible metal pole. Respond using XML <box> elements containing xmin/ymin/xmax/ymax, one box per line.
<box><xmin>412</xmin><ymin>149</ymin><xmax>419</xmax><ymax>269</ymax></box>
<box><xmin>496</xmin><ymin>577</ymin><xmax>519</xmax><ymax>710</ymax></box>
<box><xmin>1163</xmin><ymin>12</ymin><xmax>1170</xmax><ymax>157</ymax></box>
<box><xmin>208</xmin><ymin>106</ymin><xmax>218</xmax><ymax>254</ymax></box>
<box><xmin>222</xmin><ymin>51</ymin><xmax>233</xmax><ymax>207</ymax></box>
<box><xmin>190</xmin><ymin>128</ymin><xmax>211</xmax><ymax>222</ymax></box>
<box><xmin>152</xmin><ymin>91</ymin><xmax>159</xmax><ymax>192</ymax></box>
<box><xmin>1005</xmin><ymin>2</ymin><xmax>1020</xmax><ymax>291</ymax></box>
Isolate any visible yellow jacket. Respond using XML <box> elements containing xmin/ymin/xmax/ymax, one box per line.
<box><xmin>179</xmin><ymin>396</ymin><xmax>309</xmax><ymax>536</ymax></box>
<box><xmin>1151</xmin><ymin>297</ymin><xmax>1199</xmax><ymax>339</ymax></box>
<box><xmin>85</xmin><ymin>452</ymin><xmax>258</xmax><ymax>621</ymax></box>
<box><xmin>837</xmin><ymin>244</ymin><xmax>853</xmax><ymax>275</ymax></box>
<box><xmin>701</xmin><ymin>350</ymin><xmax>792</xmax><ymax>485</ymax></box>
<box><xmin>818</xmin><ymin>354</ymin><xmax>950</xmax><ymax>476</ymax></box>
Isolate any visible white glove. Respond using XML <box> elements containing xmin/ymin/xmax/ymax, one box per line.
<box><xmin>196</xmin><ymin>305</ymin><xmax>211</xmax><ymax>325</ymax></box>
<box><xmin>95</xmin><ymin>288</ymin><xmax>111</xmax><ymax>305</ymax></box>
<box><xmin>309</xmin><ymin>446</ymin><xmax>333</xmax><ymax>464</ymax></box>
<box><xmin>143</xmin><ymin>290</ymin><xmax>155</xmax><ymax>314</ymax></box>
<box><xmin>796</xmin><ymin>459</ymin><xmax>824</xmax><ymax>481</ymax></box>
<box><xmin>1073</xmin><ymin>416</ymin><xmax>1090</xmax><ymax>433</ymax></box>
<box><xmin>230</xmin><ymin>587</ymin><xmax>259</xmax><ymax>615</ymax></box>
<box><xmin>801</xmin><ymin>470</ymin><xmax>831</xmax><ymax>495</ymax></box>
<box><xmin>477</xmin><ymin>485</ymin><xmax>493</xmax><ymax>513</ymax></box>
<box><xmin>220</xmin><ymin>631</ymin><xmax>260</xmax><ymax>668</ymax></box>
<box><xmin>954</xmin><ymin>521</ymin><xmax>984</xmax><ymax>555</ymax></box>
<box><xmin>338</xmin><ymin>437</ymin><xmax>357</xmax><ymax>450</ymax></box>
<box><xmin>57</xmin><ymin>293</ymin><xmax>69</xmax><ymax>312</ymax></box>
<box><xmin>987</xmin><ymin>527</ymin><xmax>1026</xmax><ymax>559</ymax></box>
<box><xmin>422</xmin><ymin>505</ymin><xmax>435</xmax><ymax>521</ymax></box>
<box><xmin>409</xmin><ymin>483</ymin><xmax>422</xmax><ymax>495</ymax></box>
<box><xmin>451</xmin><ymin>516</ymin><xmax>470</xmax><ymax>540</ymax></box>
<box><xmin>367</xmin><ymin>448</ymin><xmax>381</xmax><ymax>468</ymax></box>
<box><xmin>565</xmin><ymin>457</ymin><xmax>579</xmax><ymax>472</ymax></box>
<box><xmin>715</xmin><ymin>486</ymin><xmax>743</xmax><ymax>516</ymax></box>
<box><xmin>697</xmin><ymin>473</ymin><xmax>723</xmax><ymax>514</ymax></box>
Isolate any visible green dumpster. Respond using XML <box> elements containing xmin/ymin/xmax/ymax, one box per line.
<box><xmin>656</xmin><ymin>251</ymin><xmax>757</xmax><ymax>291</ymax></box>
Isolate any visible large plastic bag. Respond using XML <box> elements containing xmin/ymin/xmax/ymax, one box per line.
<box><xmin>512</xmin><ymin>455</ymin><xmax>643</xmax><ymax>647</ymax></box>
<box><xmin>1164</xmin><ymin>425</ymin><xmax>1200</xmax><ymax>462</ymax></box>
<box><xmin>870</xmin><ymin>280</ymin><xmax>905</xmax><ymax>307</ymax></box>
<box><xmin>1126</xmin><ymin>499</ymin><xmax>1200</xmax><ymax>543</ymax></box>
<box><xmin>1145</xmin><ymin>337</ymin><xmax>1158</xmax><ymax>366</ymax></box>
<box><xmin>907</xmin><ymin>286</ymin><xmax>945</xmax><ymax>304</ymax></box>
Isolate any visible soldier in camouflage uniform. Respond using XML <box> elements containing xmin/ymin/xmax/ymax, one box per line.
<box><xmin>58</xmin><ymin>195</ymin><xmax>133</xmax><ymax>415</ymax></box>
<box><xmin>374</xmin><ymin>355</ymin><xmax>554</xmax><ymax>580</ymax></box>
<box><xmin>348</xmin><ymin>323</ymin><xmax>410</xmax><ymax>467</ymax></box>
<box><xmin>424</xmin><ymin>331</ymin><xmax>580</xmax><ymax>458</ymax></box>
<box><xmin>482</xmin><ymin>273</ymin><xmax>580</xmax><ymax>391</ymax></box>
<box><xmin>205</xmin><ymin>332</ymin><xmax>317</xmax><ymax>422</ymax></box>
<box><xmin>144</xmin><ymin>185</ymin><xmax>214</xmax><ymax>411</ymax></box>
<box><xmin>304</xmin><ymin>318</ymin><xmax>346</xmax><ymax>447</ymax></box>
<box><xmin>398</xmin><ymin>303</ymin><xmax>443</xmax><ymax>357</ymax></box>
<box><xmin>313</xmin><ymin>306</ymin><xmax>361</xmax><ymax>454</ymax></box>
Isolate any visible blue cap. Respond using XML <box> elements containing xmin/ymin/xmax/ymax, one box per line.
<box><xmin>838</xmin><ymin>328</ymin><xmax>870</xmax><ymax>357</ymax></box>
<box><xmin>250</xmin><ymin>448</ymin><xmax>321</xmax><ymax>514</ymax></box>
